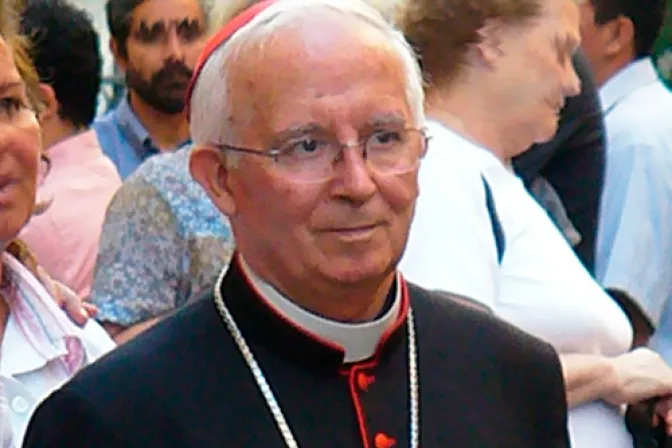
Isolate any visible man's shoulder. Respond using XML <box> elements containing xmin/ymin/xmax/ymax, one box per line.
<box><xmin>25</xmin><ymin>298</ymin><xmax>221</xmax><ymax>446</ymax></box>
<box><xmin>69</xmin><ymin>297</ymin><xmax>219</xmax><ymax>403</ymax></box>
<box><xmin>92</xmin><ymin>108</ymin><xmax>119</xmax><ymax>128</ymax></box>
<box><xmin>408</xmin><ymin>283</ymin><xmax>557</xmax><ymax>364</ymax></box>
<box><xmin>91</xmin><ymin>107</ymin><xmax>133</xmax><ymax>168</ymax></box>
<box><xmin>92</xmin><ymin>109</ymin><xmax>123</xmax><ymax>144</ymax></box>
<box><xmin>606</xmin><ymin>83</ymin><xmax>672</xmax><ymax>160</ymax></box>
<box><xmin>407</xmin><ymin>283</ymin><xmax>567</xmax><ymax>444</ymax></box>
<box><xmin>609</xmin><ymin>80</ymin><xmax>672</xmax><ymax>132</ymax></box>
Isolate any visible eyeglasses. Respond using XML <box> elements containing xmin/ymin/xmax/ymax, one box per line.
<box><xmin>210</xmin><ymin>127</ymin><xmax>429</xmax><ymax>183</ymax></box>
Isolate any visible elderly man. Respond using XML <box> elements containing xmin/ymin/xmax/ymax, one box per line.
<box><xmin>23</xmin><ymin>1</ymin><xmax>569</xmax><ymax>446</ymax></box>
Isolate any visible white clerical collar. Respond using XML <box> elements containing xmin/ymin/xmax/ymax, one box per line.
<box><xmin>238</xmin><ymin>257</ymin><xmax>401</xmax><ymax>363</ymax></box>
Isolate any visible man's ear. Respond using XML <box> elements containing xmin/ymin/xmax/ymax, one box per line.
<box><xmin>190</xmin><ymin>146</ymin><xmax>238</xmax><ymax>217</ymax></box>
<box><xmin>37</xmin><ymin>83</ymin><xmax>59</xmax><ymax>123</ymax></box>
<box><xmin>603</xmin><ymin>16</ymin><xmax>635</xmax><ymax>58</ymax></box>
<box><xmin>109</xmin><ymin>38</ymin><xmax>128</xmax><ymax>72</ymax></box>
<box><xmin>472</xmin><ymin>19</ymin><xmax>506</xmax><ymax>66</ymax></box>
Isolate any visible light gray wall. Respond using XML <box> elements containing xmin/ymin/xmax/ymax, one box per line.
<box><xmin>71</xmin><ymin>0</ymin><xmax>117</xmax><ymax>115</ymax></box>
<box><xmin>73</xmin><ymin>0</ymin><xmax>113</xmax><ymax>78</ymax></box>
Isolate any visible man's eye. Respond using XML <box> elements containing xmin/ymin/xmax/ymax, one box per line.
<box><xmin>299</xmin><ymin>139</ymin><xmax>319</xmax><ymax>153</ymax></box>
<box><xmin>177</xmin><ymin>23</ymin><xmax>204</xmax><ymax>41</ymax></box>
<box><xmin>135</xmin><ymin>30</ymin><xmax>161</xmax><ymax>43</ymax></box>
<box><xmin>289</xmin><ymin>139</ymin><xmax>325</xmax><ymax>154</ymax></box>
<box><xmin>371</xmin><ymin>130</ymin><xmax>403</xmax><ymax>147</ymax></box>
<box><xmin>280</xmin><ymin>138</ymin><xmax>331</xmax><ymax>162</ymax></box>
<box><xmin>180</xmin><ymin>29</ymin><xmax>202</xmax><ymax>41</ymax></box>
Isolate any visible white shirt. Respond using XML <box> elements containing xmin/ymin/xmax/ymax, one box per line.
<box><xmin>400</xmin><ymin>121</ymin><xmax>634</xmax><ymax>448</ymax></box>
<box><xmin>0</xmin><ymin>254</ymin><xmax>115</xmax><ymax>446</ymax></box>
<box><xmin>594</xmin><ymin>58</ymin><xmax>672</xmax><ymax>364</ymax></box>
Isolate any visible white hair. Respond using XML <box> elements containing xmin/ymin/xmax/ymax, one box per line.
<box><xmin>189</xmin><ymin>0</ymin><xmax>425</xmax><ymax>150</ymax></box>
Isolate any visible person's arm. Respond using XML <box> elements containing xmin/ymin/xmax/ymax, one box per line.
<box><xmin>23</xmin><ymin>388</ymin><xmax>126</xmax><ymax>447</ymax></box>
<box><xmin>104</xmin><ymin>317</ymin><xmax>161</xmax><ymax>344</ymax></box>
<box><xmin>562</xmin><ymin>349</ymin><xmax>672</xmax><ymax>409</ymax></box>
<box><xmin>596</xmin><ymin>142</ymin><xmax>672</xmax><ymax>345</ymax></box>
<box><xmin>89</xmin><ymin>177</ymin><xmax>184</xmax><ymax>340</ymax></box>
<box><xmin>561</xmin><ymin>353</ymin><xmax>619</xmax><ymax>407</ymax></box>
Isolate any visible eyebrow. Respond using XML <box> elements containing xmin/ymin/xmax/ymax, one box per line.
<box><xmin>0</xmin><ymin>80</ymin><xmax>24</xmax><ymax>95</ymax></box>
<box><xmin>365</xmin><ymin>113</ymin><xmax>407</xmax><ymax>128</ymax></box>
<box><xmin>135</xmin><ymin>20</ymin><xmax>166</xmax><ymax>37</ymax></box>
<box><xmin>176</xmin><ymin>18</ymin><xmax>202</xmax><ymax>33</ymax></box>
<box><xmin>272</xmin><ymin>113</ymin><xmax>410</xmax><ymax>143</ymax></box>
<box><xmin>134</xmin><ymin>18</ymin><xmax>202</xmax><ymax>37</ymax></box>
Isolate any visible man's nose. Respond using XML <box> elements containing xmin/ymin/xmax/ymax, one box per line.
<box><xmin>334</xmin><ymin>147</ymin><xmax>378</xmax><ymax>203</ymax></box>
<box><xmin>165</xmin><ymin>30</ymin><xmax>186</xmax><ymax>61</ymax></box>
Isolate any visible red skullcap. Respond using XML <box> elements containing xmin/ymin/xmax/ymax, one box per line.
<box><xmin>185</xmin><ymin>0</ymin><xmax>277</xmax><ymax>121</ymax></box>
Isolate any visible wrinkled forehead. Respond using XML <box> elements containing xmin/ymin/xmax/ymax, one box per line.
<box><xmin>227</xmin><ymin>14</ymin><xmax>412</xmax><ymax>138</ymax></box>
<box><xmin>231</xmin><ymin>10</ymin><xmax>405</xmax><ymax>88</ymax></box>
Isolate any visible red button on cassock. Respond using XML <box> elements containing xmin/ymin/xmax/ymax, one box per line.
<box><xmin>374</xmin><ymin>432</ymin><xmax>396</xmax><ymax>448</ymax></box>
<box><xmin>356</xmin><ymin>372</ymin><xmax>375</xmax><ymax>391</ymax></box>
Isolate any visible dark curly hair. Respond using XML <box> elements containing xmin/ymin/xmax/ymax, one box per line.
<box><xmin>21</xmin><ymin>0</ymin><xmax>102</xmax><ymax>128</ymax></box>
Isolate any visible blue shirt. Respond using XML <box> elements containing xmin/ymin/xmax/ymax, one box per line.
<box><xmin>89</xmin><ymin>146</ymin><xmax>234</xmax><ymax>327</ymax></box>
<box><xmin>93</xmin><ymin>97</ymin><xmax>188</xmax><ymax>179</ymax></box>
<box><xmin>595</xmin><ymin>58</ymin><xmax>672</xmax><ymax>362</ymax></box>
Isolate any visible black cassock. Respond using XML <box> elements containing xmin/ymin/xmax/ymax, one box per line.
<box><xmin>23</xmin><ymin>258</ymin><xmax>569</xmax><ymax>447</ymax></box>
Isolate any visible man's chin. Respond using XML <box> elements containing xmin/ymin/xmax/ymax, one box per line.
<box><xmin>320</xmin><ymin>253</ymin><xmax>396</xmax><ymax>286</ymax></box>
<box><xmin>130</xmin><ymin>86</ymin><xmax>187</xmax><ymax>115</ymax></box>
<box><xmin>147</xmin><ymin>99</ymin><xmax>186</xmax><ymax>115</ymax></box>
